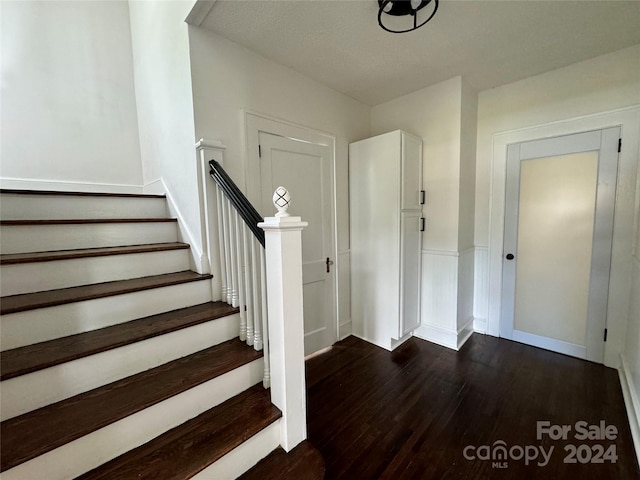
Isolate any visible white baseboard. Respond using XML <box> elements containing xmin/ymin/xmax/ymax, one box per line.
<box><xmin>339</xmin><ymin>321</ymin><xmax>352</xmax><ymax>340</ymax></box>
<box><xmin>619</xmin><ymin>354</ymin><xmax>640</xmax><ymax>466</ymax></box>
<box><xmin>457</xmin><ymin>317</ymin><xmax>474</xmax><ymax>350</ymax></box>
<box><xmin>390</xmin><ymin>332</ymin><xmax>413</xmax><ymax>351</ymax></box>
<box><xmin>414</xmin><ymin>324</ymin><xmax>458</xmax><ymax>350</ymax></box>
<box><xmin>473</xmin><ymin>317</ymin><xmax>487</xmax><ymax>334</ymax></box>
<box><xmin>511</xmin><ymin>330</ymin><xmax>586</xmax><ymax>359</ymax></box>
<box><xmin>414</xmin><ymin>318</ymin><xmax>474</xmax><ymax>351</ymax></box>
<box><xmin>0</xmin><ymin>177</ymin><xmax>144</xmax><ymax>194</ymax></box>
<box><xmin>143</xmin><ymin>178</ymin><xmax>166</xmax><ymax>195</ymax></box>
<box><xmin>350</xmin><ymin>333</ymin><xmax>411</xmax><ymax>352</ymax></box>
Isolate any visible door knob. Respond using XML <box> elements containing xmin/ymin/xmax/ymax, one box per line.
<box><xmin>506</xmin><ymin>253</ymin><xmax>515</xmax><ymax>260</ymax></box>
<box><xmin>326</xmin><ymin>257</ymin><xmax>334</xmax><ymax>273</ymax></box>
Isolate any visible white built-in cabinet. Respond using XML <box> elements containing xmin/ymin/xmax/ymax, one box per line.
<box><xmin>349</xmin><ymin>130</ymin><xmax>423</xmax><ymax>350</ymax></box>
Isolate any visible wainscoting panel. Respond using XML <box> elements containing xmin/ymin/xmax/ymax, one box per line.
<box><xmin>473</xmin><ymin>246</ymin><xmax>489</xmax><ymax>333</ymax></box>
<box><xmin>415</xmin><ymin>250</ymin><xmax>459</xmax><ymax>349</ymax></box>
<box><xmin>457</xmin><ymin>248</ymin><xmax>475</xmax><ymax>328</ymax></box>
<box><xmin>338</xmin><ymin>250</ymin><xmax>352</xmax><ymax>340</ymax></box>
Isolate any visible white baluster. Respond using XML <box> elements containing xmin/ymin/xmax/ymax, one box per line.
<box><xmin>215</xmin><ymin>186</ymin><xmax>228</xmax><ymax>302</ymax></box>
<box><xmin>242</xmin><ymin>225</ymin><xmax>255</xmax><ymax>347</ymax></box>
<box><xmin>221</xmin><ymin>197</ymin><xmax>233</xmax><ymax>305</ymax></box>
<box><xmin>226</xmin><ymin>199</ymin><xmax>239</xmax><ymax>308</ymax></box>
<box><xmin>259</xmin><ymin>245</ymin><xmax>269</xmax><ymax>386</ymax></box>
<box><xmin>251</xmin><ymin>237</ymin><xmax>262</xmax><ymax>349</ymax></box>
<box><xmin>234</xmin><ymin>211</ymin><xmax>246</xmax><ymax>339</ymax></box>
<box><xmin>253</xmin><ymin>240</ymin><xmax>263</xmax><ymax>351</ymax></box>
<box><xmin>234</xmin><ymin>213</ymin><xmax>249</xmax><ymax>346</ymax></box>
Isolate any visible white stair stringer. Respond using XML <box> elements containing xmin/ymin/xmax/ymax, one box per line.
<box><xmin>0</xmin><ymin>193</ymin><xmax>168</xmax><ymax>220</ymax></box>
<box><xmin>191</xmin><ymin>420</ymin><xmax>281</xmax><ymax>480</ymax></box>
<box><xmin>0</xmin><ymin>221</ymin><xmax>178</xmax><ymax>254</ymax></box>
<box><xmin>1</xmin><ymin>312</ymin><xmax>240</xmax><ymax>421</ymax></box>
<box><xmin>1</xmin><ymin>249</ymin><xmax>191</xmax><ymax>296</ymax></box>
<box><xmin>1</xmin><ymin>281</ymin><xmax>213</xmax><ymax>351</ymax></box>
<box><xmin>0</xmin><ymin>358</ymin><xmax>265</xmax><ymax>480</ymax></box>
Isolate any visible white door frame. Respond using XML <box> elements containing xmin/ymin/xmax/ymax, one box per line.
<box><xmin>486</xmin><ymin>106</ymin><xmax>640</xmax><ymax>367</ymax></box>
<box><xmin>243</xmin><ymin>110</ymin><xmax>340</xmax><ymax>344</ymax></box>
<box><xmin>501</xmin><ymin>128</ymin><xmax>619</xmax><ymax>363</ymax></box>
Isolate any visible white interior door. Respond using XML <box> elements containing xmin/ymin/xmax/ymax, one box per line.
<box><xmin>501</xmin><ymin>128</ymin><xmax>619</xmax><ymax>363</ymax></box>
<box><xmin>258</xmin><ymin>131</ymin><xmax>337</xmax><ymax>355</ymax></box>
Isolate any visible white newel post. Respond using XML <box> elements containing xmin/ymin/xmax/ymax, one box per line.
<box><xmin>196</xmin><ymin>138</ymin><xmax>227</xmax><ymax>301</ymax></box>
<box><xmin>258</xmin><ymin>187</ymin><xmax>308</xmax><ymax>452</ymax></box>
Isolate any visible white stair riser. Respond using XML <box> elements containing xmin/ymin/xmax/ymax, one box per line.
<box><xmin>0</xmin><ymin>359</ymin><xmax>265</xmax><ymax>480</ymax></box>
<box><xmin>191</xmin><ymin>421</ymin><xmax>281</xmax><ymax>480</ymax></box>
<box><xmin>1</xmin><ymin>250</ymin><xmax>191</xmax><ymax>296</ymax></box>
<box><xmin>0</xmin><ymin>222</ymin><xmax>178</xmax><ymax>254</ymax></box>
<box><xmin>1</xmin><ymin>281</ymin><xmax>213</xmax><ymax>351</ymax></box>
<box><xmin>0</xmin><ymin>194</ymin><xmax>168</xmax><ymax>220</ymax></box>
<box><xmin>1</xmin><ymin>313</ymin><xmax>240</xmax><ymax>421</ymax></box>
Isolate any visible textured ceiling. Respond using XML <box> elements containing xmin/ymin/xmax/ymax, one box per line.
<box><xmin>199</xmin><ymin>0</ymin><xmax>640</xmax><ymax>106</ymax></box>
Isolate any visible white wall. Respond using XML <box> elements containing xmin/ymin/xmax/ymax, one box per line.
<box><xmin>372</xmin><ymin>77</ymin><xmax>463</xmax><ymax>253</ymax></box>
<box><xmin>475</xmin><ymin>45</ymin><xmax>640</xmax><ymax>367</ymax></box>
<box><xmin>459</xmin><ymin>80</ymin><xmax>478</xmax><ymax>252</ymax></box>
<box><xmin>0</xmin><ymin>1</ymin><xmax>143</xmax><ymax>191</ymax></box>
<box><xmin>475</xmin><ymin>45</ymin><xmax>640</xmax><ymax>245</ymax></box>
<box><xmin>186</xmin><ymin>27</ymin><xmax>371</xmax><ymax>334</ymax></box>
<box><xmin>128</xmin><ymin>0</ymin><xmax>205</xmax><ymax>266</ymax></box>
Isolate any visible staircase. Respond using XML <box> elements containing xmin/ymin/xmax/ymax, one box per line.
<box><xmin>0</xmin><ymin>189</ymin><xmax>284</xmax><ymax>479</ymax></box>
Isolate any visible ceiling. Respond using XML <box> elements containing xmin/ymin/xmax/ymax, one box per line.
<box><xmin>199</xmin><ymin>0</ymin><xmax>640</xmax><ymax>106</ymax></box>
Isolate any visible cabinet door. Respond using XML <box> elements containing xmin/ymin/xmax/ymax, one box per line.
<box><xmin>401</xmin><ymin>133</ymin><xmax>423</xmax><ymax>210</ymax></box>
<box><xmin>399</xmin><ymin>212</ymin><xmax>422</xmax><ymax>338</ymax></box>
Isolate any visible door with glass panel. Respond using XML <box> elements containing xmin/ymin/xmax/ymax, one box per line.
<box><xmin>501</xmin><ymin>128</ymin><xmax>619</xmax><ymax>363</ymax></box>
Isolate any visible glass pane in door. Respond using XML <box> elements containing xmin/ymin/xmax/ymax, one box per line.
<box><xmin>514</xmin><ymin>151</ymin><xmax>598</xmax><ymax>346</ymax></box>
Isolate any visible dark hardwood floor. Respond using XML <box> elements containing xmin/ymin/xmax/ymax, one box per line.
<box><xmin>306</xmin><ymin>334</ymin><xmax>639</xmax><ymax>479</ymax></box>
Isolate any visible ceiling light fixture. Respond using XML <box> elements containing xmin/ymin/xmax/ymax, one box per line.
<box><xmin>377</xmin><ymin>0</ymin><xmax>439</xmax><ymax>33</ymax></box>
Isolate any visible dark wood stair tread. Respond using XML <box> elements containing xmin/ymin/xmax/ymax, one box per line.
<box><xmin>0</xmin><ymin>218</ymin><xmax>176</xmax><ymax>225</ymax></box>
<box><xmin>76</xmin><ymin>384</ymin><xmax>281</xmax><ymax>480</ymax></box>
<box><xmin>0</xmin><ymin>242</ymin><xmax>189</xmax><ymax>265</ymax></box>
<box><xmin>0</xmin><ymin>338</ymin><xmax>262</xmax><ymax>472</ymax></box>
<box><xmin>0</xmin><ymin>271</ymin><xmax>213</xmax><ymax>314</ymax></box>
<box><xmin>0</xmin><ymin>189</ymin><xmax>166</xmax><ymax>199</ymax></box>
<box><xmin>238</xmin><ymin>440</ymin><xmax>325</xmax><ymax>480</ymax></box>
<box><xmin>0</xmin><ymin>302</ymin><xmax>239</xmax><ymax>380</ymax></box>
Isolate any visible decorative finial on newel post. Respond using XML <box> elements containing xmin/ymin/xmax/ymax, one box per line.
<box><xmin>272</xmin><ymin>186</ymin><xmax>291</xmax><ymax>217</ymax></box>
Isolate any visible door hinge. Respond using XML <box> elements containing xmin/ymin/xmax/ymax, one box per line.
<box><xmin>258</xmin><ymin>145</ymin><xmax>262</xmax><ymax>158</ymax></box>
<box><xmin>604</xmin><ymin>328</ymin><xmax>608</xmax><ymax>342</ymax></box>
<box><xmin>618</xmin><ymin>139</ymin><xmax>622</xmax><ymax>153</ymax></box>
